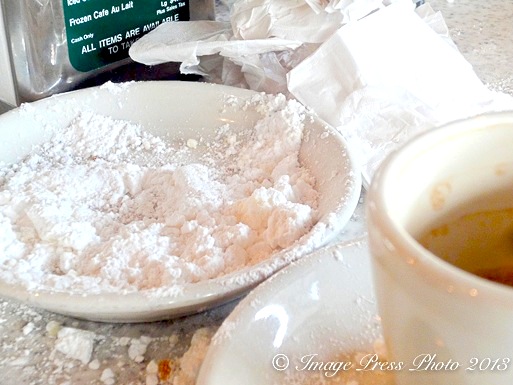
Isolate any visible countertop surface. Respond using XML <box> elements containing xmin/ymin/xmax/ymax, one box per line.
<box><xmin>1</xmin><ymin>1</ymin><xmax>512</xmax><ymax>384</ymax></box>
<box><xmin>431</xmin><ymin>0</ymin><xmax>513</xmax><ymax>95</ymax></box>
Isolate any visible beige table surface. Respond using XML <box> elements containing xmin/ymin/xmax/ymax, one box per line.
<box><xmin>1</xmin><ymin>1</ymin><xmax>512</xmax><ymax>384</ymax></box>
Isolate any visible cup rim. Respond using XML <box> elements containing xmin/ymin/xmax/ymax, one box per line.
<box><xmin>367</xmin><ymin>110</ymin><xmax>513</xmax><ymax>303</ymax></box>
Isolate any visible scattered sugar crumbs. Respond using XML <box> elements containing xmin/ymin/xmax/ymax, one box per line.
<box><xmin>0</xmin><ymin>297</ymin><xmax>227</xmax><ymax>385</ymax></box>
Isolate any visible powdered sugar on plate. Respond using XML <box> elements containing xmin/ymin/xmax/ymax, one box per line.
<box><xmin>0</xmin><ymin>93</ymin><xmax>319</xmax><ymax>296</ymax></box>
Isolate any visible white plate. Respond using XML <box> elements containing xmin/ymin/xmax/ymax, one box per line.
<box><xmin>0</xmin><ymin>81</ymin><xmax>361</xmax><ymax>322</ymax></box>
<box><xmin>198</xmin><ymin>238</ymin><xmax>394</xmax><ymax>385</ymax></box>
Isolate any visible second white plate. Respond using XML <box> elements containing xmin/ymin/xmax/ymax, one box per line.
<box><xmin>198</xmin><ymin>237</ymin><xmax>394</xmax><ymax>385</ymax></box>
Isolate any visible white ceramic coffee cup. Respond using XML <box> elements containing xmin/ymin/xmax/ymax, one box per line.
<box><xmin>366</xmin><ymin>111</ymin><xmax>513</xmax><ymax>385</ymax></box>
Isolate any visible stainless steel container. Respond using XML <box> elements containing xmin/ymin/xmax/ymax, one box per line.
<box><xmin>0</xmin><ymin>0</ymin><xmax>215</xmax><ymax>107</ymax></box>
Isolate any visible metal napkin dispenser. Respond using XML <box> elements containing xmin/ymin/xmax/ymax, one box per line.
<box><xmin>0</xmin><ymin>0</ymin><xmax>214</xmax><ymax>107</ymax></box>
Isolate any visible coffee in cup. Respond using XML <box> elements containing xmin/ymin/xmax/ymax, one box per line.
<box><xmin>367</xmin><ymin>112</ymin><xmax>513</xmax><ymax>385</ymax></box>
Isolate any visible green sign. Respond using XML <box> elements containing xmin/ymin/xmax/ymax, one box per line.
<box><xmin>62</xmin><ymin>0</ymin><xmax>189</xmax><ymax>72</ymax></box>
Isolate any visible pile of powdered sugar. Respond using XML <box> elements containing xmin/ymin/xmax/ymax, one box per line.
<box><xmin>0</xmin><ymin>93</ymin><xmax>318</xmax><ymax>295</ymax></box>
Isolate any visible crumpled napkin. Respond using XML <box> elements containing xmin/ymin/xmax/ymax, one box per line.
<box><xmin>230</xmin><ymin>0</ymin><xmax>382</xmax><ymax>43</ymax></box>
<box><xmin>129</xmin><ymin>20</ymin><xmax>305</xmax><ymax>92</ymax></box>
<box><xmin>129</xmin><ymin>0</ymin><xmax>387</xmax><ymax>93</ymax></box>
<box><xmin>287</xmin><ymin>2</ymin><xmax>513</xmax><ymax>185</ymax></box>
<box><xmin>287</xmin><ymin>2</ymin><xmax>490</xmax><ymax>126</ymax></box>
<box><xmin>129</xmin><ymin>21</ymin><xmax>302</xmax><ymax>68</ymax></box>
